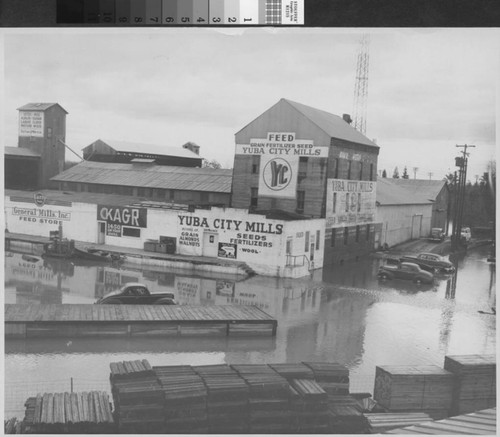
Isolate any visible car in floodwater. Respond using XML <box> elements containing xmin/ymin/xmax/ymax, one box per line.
<box><xmin>378</xmin><ymin>262</ymin><xmax>434</xmax><ymax>284</ymax></box>
<box><xmin>96</xmin><ymin>283</ymin><xmax>177</xmax><ymax>305</ymax></box>
<box><xmin>400</xmin><ymin>252</ymin><xmax>455</xmax><ymax>274</ymax></box>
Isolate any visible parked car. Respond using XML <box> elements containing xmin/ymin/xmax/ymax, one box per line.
<box><xmin>378</xmin><ymin>262</ymin><xmax>434</xmax><ymax>284</ymax></box>
<box><xmin>461</xmin><ymin>227</ymin><xmax>472</xmax><ymax>242</ymax></box>
<box><xmin>399</xmin><ymin>253</ymin><xmax>455</xmax><ymax>274</ymax></box>
<box><xmin>429</xmin><ymin>228</ymin><xmax>445</xmax><ymax>242</ymax></box>
<box><xmin>96</xmin><ymin>283</ymin><xmax>177</xmax><ymax>305</ymax></box>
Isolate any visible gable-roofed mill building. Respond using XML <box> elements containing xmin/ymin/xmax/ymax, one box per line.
<box><xmin>231</xmin><ymin>98</ymin><xmax>380</xmax><ymax>265</ymax></box>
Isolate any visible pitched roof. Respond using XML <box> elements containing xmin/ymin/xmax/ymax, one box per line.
<box><xmin>4</xmin><ymin>146</ymin><xmax>41</xmax><ymax>157</ymax></box>
<box><xmin>376</xmin><ymin>177</ymin><xmax>433</xmax><ymax>206</ymax></box>
<box><xmin>17</xmin><ymin>103</ymin><xmax>68</xmax><ymax>114</ymax></box>
<box><xmin>51</xmin><ymin>161</ymin><xmax>232</xmax><ymax>193</ymax></box>
<box><xmin>84</xmin><ymin>139</ymin><xmax>201</xmax><ymax>159</ymax></box>
<box><xmin>385</xmin><ymin>178</ymin><xmax>447</xmax><ymax>201</ymax></box>
<box><xmin>283</xmin><ymin>99</ymin><xmax>379</xmax><ymax>148</ymax></box>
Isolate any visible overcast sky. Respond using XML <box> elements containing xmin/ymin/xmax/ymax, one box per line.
<box><xmin>2</xmin><ymin>28</ymin><xmax>498</xmax><ymax>181</ymax></box>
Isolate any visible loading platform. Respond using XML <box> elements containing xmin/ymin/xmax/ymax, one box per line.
<box><xmin>4</xmin><ymin>304</ymin><xmax>277</xmax><ymax>338</ymax></box>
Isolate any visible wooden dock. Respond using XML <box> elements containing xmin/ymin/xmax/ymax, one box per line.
<box><xmin>385</xmin><ymin>408</ymin><xmax>496</xmax><ymax>434</ymax></box>
<box><xmin>4</xmin><ymin>304</ymin><xmax>277</xmax><ymax>338</ymax></box>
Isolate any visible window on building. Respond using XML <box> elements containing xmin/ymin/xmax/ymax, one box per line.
<box><xmin>122</xmin><ymin>227</ymin><xmax>141</xmax><ymax>238</ymax></box>
<box><xmin>333</xmin><ymin>192</ymin><xmax>337</xmax><ymax>213</ymax></box>
<box><xmin>366</xmin><ymin>224</ymin><xmax>370</xmax><ymax>241</ymax></box>
<box><xmin>297</xmin><ymin>190</ymin><xmax>305</xmax><ymax>214</ymax></box>
<box><xmin>298</xmin><ymin>157</ymin><xmax>308</xmax><ymax>182</ymax></box>
<box><xmin>334</xmin><ymin>158</ymin><xmax>339</xmax><ymax>178</ymax></box>
<box><xmin>200</xmin><ymin>192</ymin><xmax>209</xmax><ymax>202</ymax></box>
<box><xmin>344</xmin><ymin>227</ymin><xmax>349</xmax><ymax>245</ymax></box>
<box><xmin>357</xmin><ymin>193</ymin><xmax>361</xmax><ymax>212</ymax></box>
<box><xmin>251</xmin><ymin>155</ymin><xmax>260</xmax><ymax>174</ymax></box>
<box><xmin>138</xmin><ymin>187</ymin><xmax>145</xmax><ymax>197</ymax></box>
<box><xmin>250</xmin><ymin>187</ymin><xmax>258</xmax><ymax>209</ymax></box>
<box><xmin>331</xmin><ymin>229</ymin><xmax>336</xmax><ymax>247</ymax></box>
<box><xmin>345</xmin><ymin>193</ymin><xmax>349</xmax><ymax>212</ymax></box>
<box><xmin>316</xmin><ymin>230</ymin><xmax>320</xmax><ymax>250</ymax></box>
<box><xmin>47</xmin><ymin>127</ymin><xmax>52</xmax><ymax>138</ymax></box>
<box><xmin>359</xmin><ymin>162</ymin><xmax>363</xmax><ymax>180</ymax></box>
<box><xmin>347</xmin><ymin>160</ymin><xmax>352</xmax><ymax>180</ymax></box>
<box><xmin>305</xmin><ymin>231</ymin><xmax>310</xmax><ymax>252</ymax></box>
<box><xmin>170</xmin><ymin>190</ymin><xmax>175</xmax><ymax>201</ymax></box>
<box><xmin>370</xmin><ymin>163</ymin><xmax>374</xmax><ymax>181</ymax></box>
<box><xmin>270</xmin><ymin>198</ymin><xmax>277</xmax><ymax>209</ymax></box>
<box><xmin>356</xmin><ymin>225</ymin><xmax>360</xmax><ymax>242</ymax></box>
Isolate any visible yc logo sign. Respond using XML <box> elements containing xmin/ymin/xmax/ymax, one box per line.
<box><xmin>263</xmin><ymin>158</ymin><xmax>292</xmax><ymax>191</ymax></box>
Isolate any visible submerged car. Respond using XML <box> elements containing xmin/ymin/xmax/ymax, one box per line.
<box><xmin>400</xmin><ymin>252</ymin><xmax>455</xmax><ymax>274</ymax></box>
<box><xmin>96</xmin><ymin>283</ymin><xmax>177</xmax><ymax>305</ymax></box>
<box><xmin>378</xmin><ymin>262</ymin><xmax>434</xmax><ymax>284</ymax></box>
<box><xmin>429</xmin><ymin>228</ymin><xmax>445</xmax><ymax>242</ymax></box>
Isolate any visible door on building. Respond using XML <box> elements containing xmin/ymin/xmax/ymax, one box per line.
<box><xmin>98</xmin><ymin>222</ymin><xmax>106</xmax><ymax>244</ymax></box>
<box><xmin>411</xmin><ymin>215</ymin><xmax>423</xmax><ymax>239</ymax></box>
<box><xmin>310</xmin><ymin>243</ymin><xmax>315</xmax><ymax>262</ymax></box>
<box><xmin>202</xmin><ymin>231</ymin><xmax>219</xmax><ymax>258</ymax></box>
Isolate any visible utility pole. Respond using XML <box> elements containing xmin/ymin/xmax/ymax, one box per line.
<box><xmin>451</xmin><ymin>144</ymin><xmax>475</xmax><ymax>251</ymax></box>
<box><xmin>413</xmin><ymin>167</ymin><xmax>418</xmax><ymax>179</ymax></box>
<box><xmin>428</xmin><ymin>172</ymin><xmax>433</xmax><ymax>180</ymax></box>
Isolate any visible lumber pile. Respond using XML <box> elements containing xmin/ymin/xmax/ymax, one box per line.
<box><xmin>303</xmin><ymin>361</ymin><xmax>350</xmax><ymax>394</ymax></box>
<box><xmin>234</xmin><ymin>364</ymin><xmax>292</xmax><ymax>433</ymax></box>
<box><xmin>22</xmin><ymin>392</ymin><xmax>114</xmax><ymax>433</ymax></box>
<box><xmin>193</xmin><ymin>364</ymin><xmax>250</xmax><ymax>433</ymax></box>
<box><xmin>373</xmin><ymin>365</ymin><xmax>454</xmax><ymax>419</ymax></box>
<box><xmin>327</xmin><ymin>395</ymin><xmax>367</xmax><ymax>433</ymax></box>
<box><xmin>269</xmin><ymin>363</ymin><xmax>315</xmax><ymax>380</ymax></box>
<box><xmin>110</xmin><ymin>360</ymin><xmax>164</xmax><ymax>433</ymax></box>
<box><xmin>290</xmin><ymin>378</ymin><xmax>330</xmax><ymax>433</ymax></box>
<box><xmin>444</xmin><ymin>354</ymin><xmax>496</xmax><ymax>415</ymax></box>
<box><xmin>364</xmin><ymin>412</ymin><xmax>433</xmax><ymax>433</ymax></box>
<box><xmin>155</xmin><ymin>365</ymin><xmax>208</xmax><ymax>433</ymax></box>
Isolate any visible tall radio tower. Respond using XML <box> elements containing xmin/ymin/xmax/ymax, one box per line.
<box><xmin>353</xmin><ymin>34</ymin><xmax>370</xmax><ymax>135</ymax></box>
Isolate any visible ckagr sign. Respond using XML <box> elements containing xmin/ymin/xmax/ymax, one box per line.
<box><xmin>97</xmin><ymin>206</ymin><xmax>147</xmax><ymax>228</ymax></box>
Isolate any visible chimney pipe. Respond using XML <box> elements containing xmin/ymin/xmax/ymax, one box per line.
<box><xmin>342</xmin><ymin>114</ymin><xmax>352</xmax><ymax>124</ymax></box>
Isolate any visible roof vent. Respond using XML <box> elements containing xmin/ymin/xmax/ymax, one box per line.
<box><xmin>342</xmin><ymin>114</ymin><xmax>352</xmax><ymax>124</ymax></box>
<box><xmin>182</xmin><ymin>142</ymin><xmax>200</xmax><ymax>155</ymax></box>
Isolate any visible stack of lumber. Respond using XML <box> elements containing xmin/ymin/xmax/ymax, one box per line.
<box><xmin>327</xmin><ymin>395</ymin><xmax>367</xmax><ymax>434</ymax></box>
<box><xmin>290</xmin><ymin>378</ymin><xmax>330</xmax><ymax>433</ymax></box>
<box><xmin>22</xmin><ymin>392</ymin><xmax>114</xmax><ymax>433</ymax></box>
<box><xmin>374</xmin><ymin>365</ymin><xmax>454</xmax><ymax>419</ymax></box>
<box><xmin>154</xmin><ymin>365</ymin><xmax>208</xmax><ymax>433</ymax></box>
<box><xmin>193</xmin><ymin>364</ymin><xmax>250</xmax><ymax>433</ymax></box>
<box><xmin>110</xmin><ymin>360</ymin><xmax>164</xmax><ymax>433</ymax></box>
<box><xmin>444</xmin><ymin>354</ymin><xmax>496</xmax><ymax>415</ymax></box>
<box><xmin>269</xmin><ymin>363</ymin><xmax>315</xmax><ymax>380</ymax></box>
<box><xmin>303</xmin><ymin>361</ymin><xmax>350</xmax><ymax>394</ymax></box>
<box><xmin>364</xmin><ymin>412</ymin><xmax>433</xmax><ymax>433</ymax></box>
<box><xmin>233</xmin><ymin>364</ymin><xmax>292</xmax><ymax>433</ymax></box>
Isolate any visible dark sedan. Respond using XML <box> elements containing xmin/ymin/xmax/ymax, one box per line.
<box><xmin>96</xmin><ymin>283</ymin><xmax>176</xmax><ymax>305</ymax></box>
<box><xmin>378</xmin><ymin>262</ymin><xmax>434</xmax><ymax>284</ymax></box>
<box><xmin>400</xmin><ymin>253</ymin><xmax>455</xmax><ymax>273</ymax></box>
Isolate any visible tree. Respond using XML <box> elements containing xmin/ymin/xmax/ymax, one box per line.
<box><xmin>382</xmin><ymin>169</ymin><xmax>387</xmax><ymax>178</ymax></box>
<box><xmin>402</xmin><ymin>166</ymin><xmax>409</xmax><ymax>179</ymax></box>
<box><xmin>392</xmin><ymin>167</ymin><xmax>400</xmax><ymax>179</ymax></box>
<box><xmin>202</xmin><ymin>159</ymin><xmax>222</xmax><ymax>169</ymax></box>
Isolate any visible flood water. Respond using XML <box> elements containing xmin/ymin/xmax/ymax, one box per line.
<box><xmin>4</xmin><ymin>244</ymin><xmax>496</xmax><ymax>417</ymax></box>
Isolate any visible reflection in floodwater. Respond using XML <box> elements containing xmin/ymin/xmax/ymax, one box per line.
<box><xmin>4</xmin><ymin>245</ymin><xmax>496</xmax><ymax>417</ymax></box>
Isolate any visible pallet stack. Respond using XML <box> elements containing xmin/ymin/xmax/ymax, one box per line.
<box><xmin>110</xmin><ymin>360</ymin><xmax>164</xmax><ymax>433</ymax></box>
<box><xmin>22</xmin><ymin>392</ymin><xmax>114</xmax><ymax>433</ymax></box>
<box><xmin>303</xmin><ymin>361</ymin><xmax>350</xmax><ymax>395</ymax></box>
<box><xmin>373</xmin><ymin>365</ymin><xmax>454</xmax><ymax>419</ymax></box>
<box><xmin>327</xmin><ymin>395</ymin><xmax>367</xmax><ymax>433</ymax></box>
<box><xmin>290</xmin><ymin>378</ymin><xmax>330</xmax><ymax>433</ymax></box>
<box><xmin>193</xmin><ymin>364</ymin><xmax>250</xmax><ymax>433</ymax></box>
<box><xmin>154</xmin><ymin>365</ymin><xmax>208</xmax><ymax>433</ymax></box>
<box><xmin>444</xmin><ymin>354</ymin><xmax>496</xmax><ymax>415</ymax></box>
<box><xmin>233</xmin><ymin>364</ymin><xmax>293</xmax><ymax>433</ymax></box>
